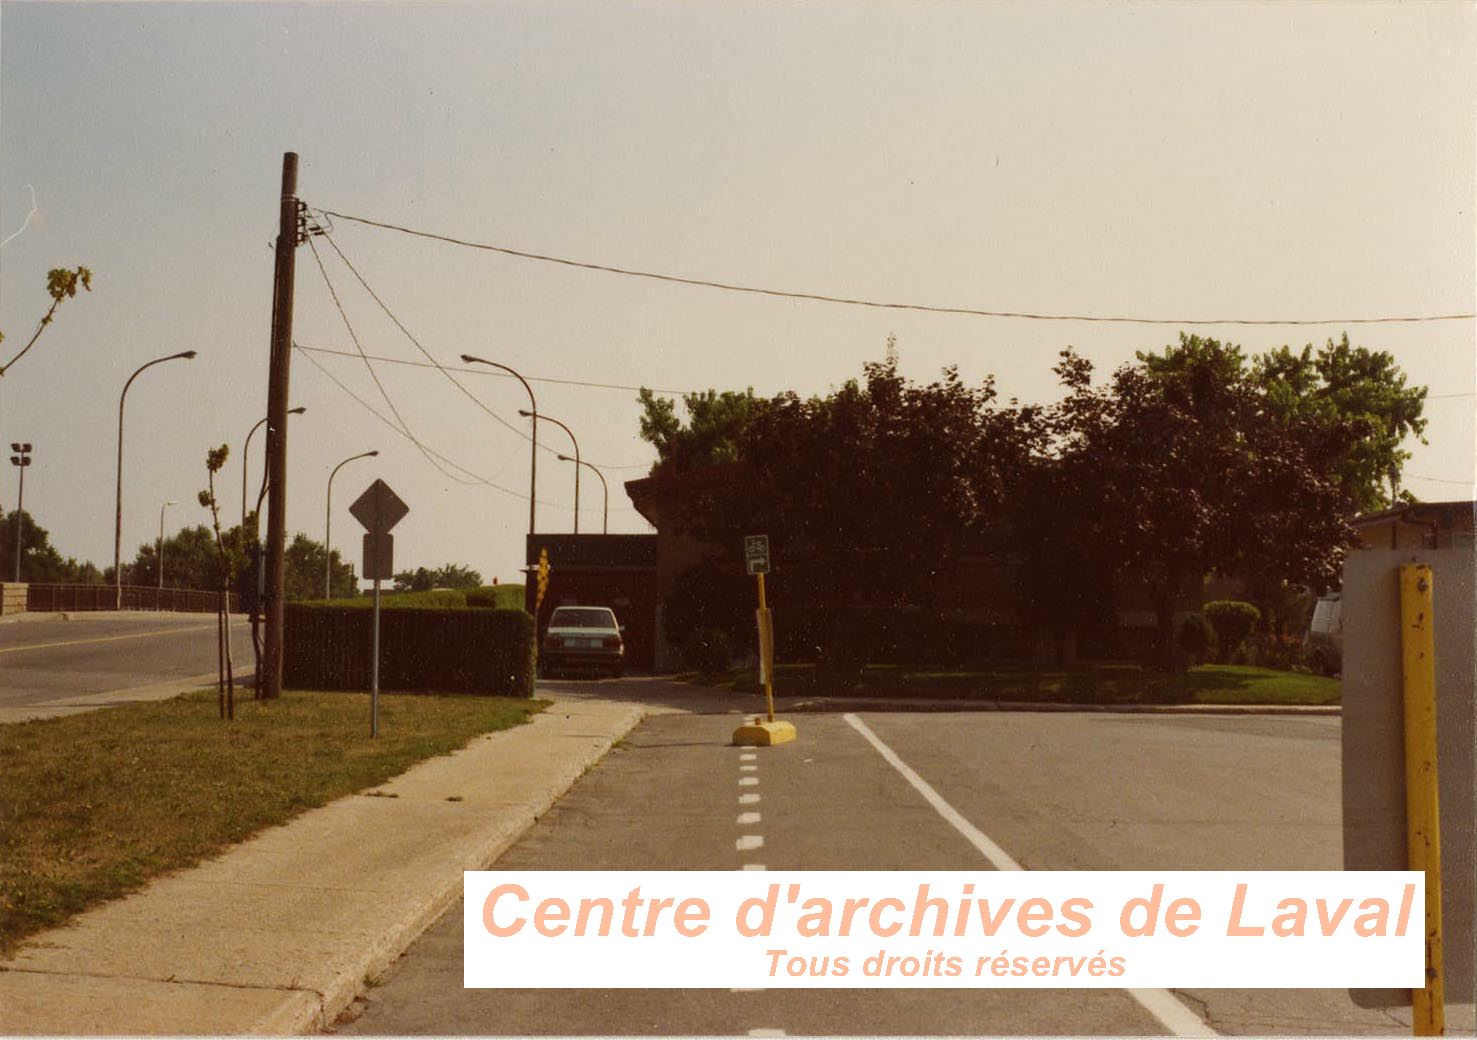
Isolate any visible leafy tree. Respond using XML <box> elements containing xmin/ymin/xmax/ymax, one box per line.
<box><xmin>392</xmin><ymin>562</ymin><xmax>482</xmax><ymax>592</ymax></box>
<box><xmin>0</xmin><ymin>509</ymin><xmax>103</xmax><ymax>583</ymax></box>
<box><xmin>0</xmin><ymin>266</ymin><xmax>93</xmax><ymax>377</ymax></box>
<box><xmin>284</xmin><ymin>533</ymin><xmax>357</xmax><ymax>600</ymax></box>
<box><xmin>638</xmin><ymin>387</ymin><xmax>757</xmax><ymax>478</ymax></box>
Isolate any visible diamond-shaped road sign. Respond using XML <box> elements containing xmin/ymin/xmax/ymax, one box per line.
<box><xmin>350</xmin><ymin>479</ymin><xmax>409</xmax><ymax>535</ymax></box>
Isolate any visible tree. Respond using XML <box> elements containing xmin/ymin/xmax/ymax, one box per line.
<box><xmin>198</xmin><ymin>445</ymin><xmax>239</xmax><ymax>718</ymax></box>
<box><xmin>0</xmin><ymin>266</ymin><xmax>93</xmax><ymax>377</ymax></box>
<box><xmin>392</xmin><ymin>563</ymin><xmax>482</xmax><ymax>592</ymax></box>
<box><xmin>128</xmin><ymin>524</ymin><xmax>241</xmax><ymax>590</ymax></box>
<box><xmin>284</xmin><ymin>533</ymin><xmax>357</xmax><ymax>600</ymax></box>
<box><xmin>1041</xmin><ymin>333</ymin><xmax>1422</xmax><ymax>669</ymax></box>
<box><xmin>0</xmin><ymin>509</ymin><xmax>103</xmax><ymax>583</ymax></box>
<box><xmin>638</xmin><ymin>355</ymin><xmax>1034</xmax><ymax>664</ymax></box>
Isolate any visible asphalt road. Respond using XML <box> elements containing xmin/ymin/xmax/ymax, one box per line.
<box><xmin>0</xmin><ymin>611</ymin><xmax>254</xmax><ymax>719</ymax></box>
<box><xmin>333</xmin><ymin>687</ymin><xmax>1422</xmax><ymax>1037</ymax></box>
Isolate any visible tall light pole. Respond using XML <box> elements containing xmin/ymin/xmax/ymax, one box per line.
<box><xmin>459</xmin><ymin>355</ymin><xmax>537</xmax><ymax>534</ymax></box>
<box><xmin>9</xmin><ymin>443</ymin><xmax>32</xmax><ymax>582</ymax></box>
<box><xmin>115</xmin><ymin>351</ymin><xmax>197</xmax><ymax>608</ymax></box>
<box><xmin>325</xmin><ymin>449</ymin><xmax>378</xmax><ymax>599</ymax></box>
<box><xmin>557</xmin><ymin>453</ymin><xmax>608</xmax><ymax>534</ymax></box>
<box><xmin>158</xmin><ymin>499</ymin><xmax>177</xmax><ymax>592</ymax></box>
<box><xmin>243</xmin><ymin>406</ymin><xmax>305</xmax><ymax>530</ymax></box>
<box><xmin>524</xmin><ymin>410</ymin><xmax>580</xmax><ymax>533</ymax></box>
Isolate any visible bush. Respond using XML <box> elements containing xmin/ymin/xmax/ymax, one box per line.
<box><xmin>683</xmin><ymin>626</ymin><xmax>734</xmax><ymax>676</ymax></box>
<box><xmin>1178</xmin><ymin>612</ymin><xmax>1216</xmax><ymax>665</ymax></box>
<box><xmin>1249</xmin><ymin>632</ymin><xmax>1306</xmax><ymax>671</ymax></box>
<box><xmin>284</xmin><ymin>605</ymin><xmax>536</xmax><ymax>697</ymax></box>
<box><xmin>1203</xmin><ymin>600</ymin><xmax>1262</xmax><ymax>662</ymax></box>
<box><xmin>465</xmin><ymin>585</ymin><xmax>524</xmax><ymax>610</ymax></box>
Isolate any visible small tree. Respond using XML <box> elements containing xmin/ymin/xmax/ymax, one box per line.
<box><xmin>199</xmin><ymin>445</ymin><xmax>238</xmax><ymax>719</ymax></box>
<box><xmin>0</xmin><ymin>266</ymin><xmax>93</xmax><ymax>377</ymax></box>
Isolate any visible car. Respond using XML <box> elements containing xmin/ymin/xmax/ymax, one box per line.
<box><xmin>1306</xmin><ymin>592</ymin><xmax>1342</xmax><ymax>676</ymax></box>
<box><xmin>540</xmin><ymin>605</ymin><xmax>625</xmax><ymax>677</ymax></box>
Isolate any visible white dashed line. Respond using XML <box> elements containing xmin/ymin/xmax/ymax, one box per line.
<box><xmin>739</xmin><ymin>793</ymin><xmax>761</xmax><ymax>805</ymax></box>
<box><xmin>842</xmin><ymin>712</ymin><xmax>1217</xmax><ymax>1039</ymax></box>
<box><xmin>740</xmin><ymin>752</ymin><xmax>758</xmax><ymax>761</ymax></box>
<box><xmin>739</xmin><ymin>776</ymin><xmax>759</xmax><ymax>786</ymax></box>
<box><xmin>742</xmin><ymin>863</ymin><xmax>767</xmax><ymax>871</ymax></box>
<box><xmin>737</xmin><ymin>811</ymin><xmax>761</xmax><ymax>825</ymax></box>
<box><xmin>736</xmin><ymin>834</ymin><xmax>764</xmax><ymax>851</ymax></box>
<box><xmin>740</xmin><ymin>763</ymin><xmax>758</xmax><ymax>772</ymax></box>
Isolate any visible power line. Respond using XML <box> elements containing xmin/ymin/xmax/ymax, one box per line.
<box><xmin>317</xmin><ymin>206</ymin><xmax>1477</xmax><ymax>328</ymax></box>
<box><xmin>1407</xmin><ymin>473</ymin><xmax>1475</xmax><ymax>487</ymax></box>
<box><xmin>305</xmin><ymin>235</ymin><xmax>478</xmax><ymax>486</ymax></box>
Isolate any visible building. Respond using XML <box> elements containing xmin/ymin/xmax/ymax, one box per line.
<box><xmin>1352</xmin><ymin>500</ymin><xmax>1475</xmax><ymax>551</ymax></box>
<box><xmin>523</xmin><ymin>534</ymin><xmax>658</xmax><ymax>668</ymax></box>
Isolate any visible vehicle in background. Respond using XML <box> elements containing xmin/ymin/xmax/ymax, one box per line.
<box><xmin>541</xmin><ymin>605</ymin><xmax>625</xmax><ymax>678</ymax></box>
<box><xmin>1306</xmin><ymin>592</ymin><xmax>1342</xmax><ymax>676</ymax></box>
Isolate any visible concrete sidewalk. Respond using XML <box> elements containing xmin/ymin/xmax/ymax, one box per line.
<box><xmin>0</xmin><ymin>693</ymin><xmax>648</xmax><ymax>1035</ymax></box>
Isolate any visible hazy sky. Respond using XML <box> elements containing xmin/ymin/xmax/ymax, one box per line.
<box><xmin>1</xmin><ymin>1</ymin><xmax>1473</xmax><ymax>586</ymax></box>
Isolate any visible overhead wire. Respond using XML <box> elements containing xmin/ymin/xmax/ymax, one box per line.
<box><xmin>305</xmin><ymin>233</ymin><xmax>479</xmax><ymax>486</ymax></box>
<box><xmin>316</xmin><ymin>207</ymin><xmax>1477</xmax><ymax>328</ymax></box>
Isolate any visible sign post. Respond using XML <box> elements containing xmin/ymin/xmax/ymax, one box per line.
<box><xmin>733</xmin><ymin>535</ymin><xmax>796</xmax><ymax>747</ymax></box>
<box><xmin>350</xmin><ymin>479</ymin><xmax>408</xmax><ymax>738</ymax></box>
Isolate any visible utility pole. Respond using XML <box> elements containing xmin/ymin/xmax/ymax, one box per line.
<box><xmin>261</xmin><ymin>151</ymin><xmax>301</xmax><ymax>701</ymax></box>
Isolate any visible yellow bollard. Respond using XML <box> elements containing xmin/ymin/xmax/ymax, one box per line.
<box><xmin>1399</xmin><ymin>564</ymin><xmax>1443</xmax><ymax>1036</ymax></box>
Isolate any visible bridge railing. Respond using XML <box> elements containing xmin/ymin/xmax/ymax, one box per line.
<box><xmin>25</xmin><ymin>584</ymin><xmax>240</xmax><ymax>614</ymax></box>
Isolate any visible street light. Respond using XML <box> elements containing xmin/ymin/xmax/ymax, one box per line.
<box><xmin>115</xmin><ymin>350</ymin><xmax>196</xmax><ymax>609</ymax></box>
<box><xmin>158</xmin><ymin>499</ymin><xmax>177</xmax><ymax>593</ymax></box>
<box><xmin>243</xmin><ymin>406</ymin><xmax>305</xmax><ymax>530</ymax></box>
<box><xmin>522</xmin><ymin>409</ymin><xmax>580</xmax><ymax>533</ymax></box>
<box><xmin>459</xmin><ymin>355</ymin><xmax>537</xmax><ymax>534</ymax></box>
<box><xmin>557</xmin><ymin>453</ymin><xmax>608</xmax><ymax>534</ymax></box>
<box><xmin>9</xmin><ymin>443</ymin><xmax>32</xmax><ymax>582</ymax></box>
<box><xmin>325</xmin><ymin>450</ymin><xmax>378</xmax><ymax>599</ymax></box>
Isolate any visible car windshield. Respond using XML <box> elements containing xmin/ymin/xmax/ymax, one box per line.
<box><xmin>549</xmin><ymin>608</ymin><xmax>616</xmax><ymax>629</ymax></box>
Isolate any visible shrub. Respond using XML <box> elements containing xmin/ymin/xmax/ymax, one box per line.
<box><xmin>683</xmin><ymin>626</ymin><xmax>734</xmax><ymax>676</ymax></box>
<box><xmin>1250</xmin><ymin>632</ymin><xmax>1306</xmax><ymax>671</ymax></box>
<box><xmin>1203</xmin><ymin>600</ymin><xmax>1262</xmax><ymax>662</ymax></box>
<box><xmin>284</xmin><ymin>605</ymin><xmax>535</xmax><ymax>697</ymax></box>
<box><xmin>465</xmin><ymin>585</ymin><xmax>524</xmax><ymax>610</ymax></box>
<box><xmin>1178</xmin><ymin>612</ymin><xmax>1216</xmax><ymax>665</ymax></box>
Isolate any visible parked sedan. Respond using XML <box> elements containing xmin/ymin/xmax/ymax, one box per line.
<box><xmin>540</xmin><ymin>605</ymin><xmax>625</xmax><ymax>677</ymax></box>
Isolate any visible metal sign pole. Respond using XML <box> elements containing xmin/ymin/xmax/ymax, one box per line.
<box><xmin>371</xmin><ymin>576</ymin><xmax>381</xmax><ymax>738</ymax></box>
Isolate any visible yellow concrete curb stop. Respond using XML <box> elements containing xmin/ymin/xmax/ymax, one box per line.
<box><xmin>732</xmin><ymin>716</ymin><xmax>797</xmax><ymax>746</ymax></box>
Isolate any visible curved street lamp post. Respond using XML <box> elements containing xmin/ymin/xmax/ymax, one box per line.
<box><xmin>115</xmin><ymin>351</ymin><xmax>197</xmax><ymax>609</ymax></box>
<box><xmin>459</xmin><ymin>355</ymin><xmax>537</xmax><ymax>534</ymax></box>
<box><xmin>243</xmin><ymin>406</ymin><xmax>306</xmax><ymax>530</ymax></box>
<box><xmin>521</xmin><ymin>409</ymin><xmax>580</xmax><ymax>533</ymax></box>
<box><xmin>325</xmin><ymin>450</ymin><xmax>379</xmax><ymax>599</ymax></box>
<box><xmin>557</xmin><ymin>453</ymin><xmax>608</xmax><ymax>534</ymax></box>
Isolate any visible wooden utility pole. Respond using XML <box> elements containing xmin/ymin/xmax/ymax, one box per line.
<box><xmin>261</xmin><ymin>151</ymin><xmax>300</xmax><ymax>700</ymax></box>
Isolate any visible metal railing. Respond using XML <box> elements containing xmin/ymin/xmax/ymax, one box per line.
<box><xmin>25</xmin><ymin>583</ymin><xmax>240</xmax><ymax>614</ymax></box>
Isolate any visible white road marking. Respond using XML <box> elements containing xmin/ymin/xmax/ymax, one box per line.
<box><xmin>737</xmin><ymin>811</ymin><xmax>761</xmax><ymax>825</ymax></box>
<box><xmin>739</xmin><ymin>793</ymin><xmax>761</xmax><ymax>805</ymax></box>
<box><xmin>739</xmin><ymin>777</ymin><xmax>759</xmax><ymax>786</ymax></box>
<box><xmin>736</xmin><ymin>834</ymin><xmax>764</xmax><ymax>851</ymax></box>
<box><xmin>740</xmin><ymin>764</ymin><xmax>758</xmax><ymax>772</ymax></box>
<box><xmin>742</xmin><ymin>864</ymin><xmax>767</xmax><ymax>871</ymax></box>
<box><xmin>740</xmin><ymin>752</ymin><xmax>758</xmax><ymax>761</ymax></box>
<box><xmin>842</xmin><ymin>712</ymin><xmax>1217</xmax><ymax>1039</ymax></box>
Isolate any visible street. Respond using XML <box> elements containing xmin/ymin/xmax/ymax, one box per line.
<box><xmin>333</xmin><ymin>684</ymin><xmax>1411</xmax><ymax>1037</ymax></box>
<box><xmin>0</xmin><ymin>612</ymin><xmax>255</xmax><ymax>721</ymax></box>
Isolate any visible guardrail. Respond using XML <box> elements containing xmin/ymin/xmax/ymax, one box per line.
<box><xmin>25</xmin><ymin>584</ymin><xmax>241</xmax><ymax>614</ymax></box>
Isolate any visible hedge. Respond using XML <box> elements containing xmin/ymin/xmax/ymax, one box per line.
<box><xmin>284</xmin><ymin>604</ymin><xmax>536</xmax><ymax>697</ymax></box>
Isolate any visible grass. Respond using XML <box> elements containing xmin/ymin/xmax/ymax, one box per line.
<box><xmin>0</xmin><ymin>688</ymin><xmax>545</xmax><ymax>954</ymax></box>
<box><xmin>320</xmin><ymin>584</ymin><xmax>525</xmax><ymax>610</ymax></box>
<box><xmin>692</xmin><ymin>661</ymin><xmax>1339</xmax><ymax>707</ymax></box>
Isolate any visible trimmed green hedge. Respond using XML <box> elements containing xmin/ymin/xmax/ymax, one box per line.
<box><xmin>284</xmin><ymin>604</ymin><xmax>536</xmax><ymax>697</ymax></box>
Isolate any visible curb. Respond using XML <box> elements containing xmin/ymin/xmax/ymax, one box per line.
<box><xmin>782</xmin><ymin>697</ymin><xmax>1340</xmax><ymax>716</ymax></box>
<box><xmin>270</xmin><ymin>699</ymin><xmax>647</xmax><ymax>1035</ymax></box>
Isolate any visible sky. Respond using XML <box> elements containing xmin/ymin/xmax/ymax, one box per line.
<box><xmin>1</xmin><ymin>1</ymin><xmax>1473</xmax><ymax>588</ymax></box>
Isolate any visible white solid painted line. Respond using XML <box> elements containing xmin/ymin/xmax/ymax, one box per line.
<box><xmin>736</xmin><ymin>834</ymin><xmax>765</xmax><ymax>851</ymax></box>
<box><xmin>841</xmin><ymin>712</ymin><xmax>1217</xmax><ymax>1039</ymax></box>
<box><xmin>742</xmin><ymin>864</ymin><xmax>767</xmax><ymax>871</ymax></box>
<box><xmin>740</xmin><ymin>764</ymin><xmax>758</xmax><ymax>772</ymax></box>
<box><xmin>739</xmin><ymin>793</ymin><xmax>761</xmax><ymax>805</ymax></box>
<box><xmin>731</xmin><ymin>988</ymin><xmax>766</xmax><ymax>993</ymax></box>
<box><xmin>739</xmin><ymin>777</ymin><xmax>759</xmax><ymax>786</ymax></box>
<box><xmin>737</xmin><ymin>811</ymin><xmax>762</xmax><ymax>825</ymax></box>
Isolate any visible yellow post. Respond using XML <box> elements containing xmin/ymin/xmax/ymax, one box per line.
<box><xmin>757</xmin><ymin>571</ymin><xmax>775</xmax><ymax>723</ymax></box>
<box><xmin>1399</xmin><ymin>563</ymin><xmax>1443</xmax><ymax>1036</ymax></box>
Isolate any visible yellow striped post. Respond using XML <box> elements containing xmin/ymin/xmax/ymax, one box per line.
<box><xmin>1399</xmin><ymin>563</ymin><xmax>1443</xmax><ymax>1036</ymax></box>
